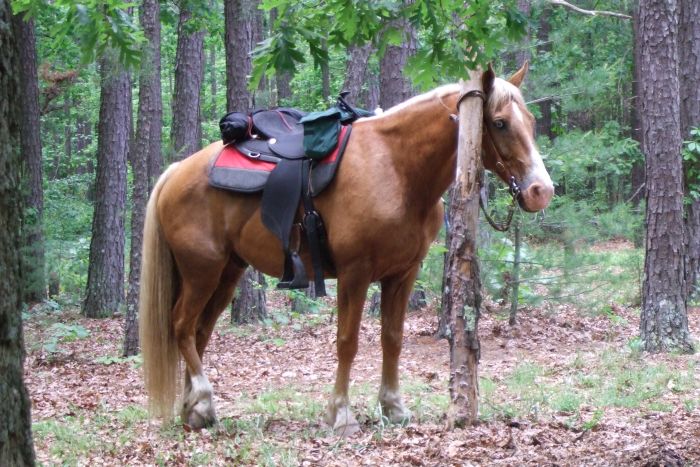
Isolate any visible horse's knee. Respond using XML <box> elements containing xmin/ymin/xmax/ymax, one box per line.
<box><xmin>381</xmin><ymin>328</ymin><xmax>403</xmax><ymax>359</ymax></box>
<box><xmin>336</xmin><ymin>334</ymin><xmax>359</xmax><ymax>361</ymax></box>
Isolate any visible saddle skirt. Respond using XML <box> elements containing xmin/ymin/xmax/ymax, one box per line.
<box><xmin>209</xmin><ymin>125</ymin><xmax>351</xmax><ymax>195</ymax></box>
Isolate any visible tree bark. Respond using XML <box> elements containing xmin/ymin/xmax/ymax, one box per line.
<box><xmin>124</xmin><ymin>0</ymin><xmax>162</xmax><ymax>356</ymax></box>
<box><xmin>291</xmin><ymin>283</ymin><xmax>317</xmax><ymax>313</ymax></box>
<box><xmin>536</xmin><ymin>6</ymin><xmax>554</xmax><ymax>140</ymax></box>
<box><xmin>12</xmin><ymin>13</ymin><xmax>45</xmax><ymax>303</ymax></box>
<box><xmin>342</xmin><ymin>43</ymin><xmax>373</xmax><ymax>107</ymax></box>
<box><xmin>379</xmin><ymin>15</ymin><xmax>417</xmax><ymax>109</ymax></box>
<box><xmin>628</xmin><ymin>6</ymin><xmax>645</xmax><ymax>206</ymax></box>
<box><xmin>83</xmin><ymin>50</ymin><xmax>130</xmax><ymax>318</ymax></box>
<box><xmin>638</xmin><ymin>0</ymin><xmax>693</xmax><ymax>353</ymax></box>
<box><xmin>270</xmin><ymin>8</ymin><xmax>292</xmax><ymax>104</ymax></box>
<box><xmin>443</xmin><ymin>74</ymin><xmax>484</xmax><ymax>428</ymax></box>
<box><xmin>276</xmin><ymin>71</ymin><xmax>292</xmax><ymax>104</ymax></box>
<box><xmin>680</xmin><ymin>0</ymin><xmax>700</xmax><ymax>299</ymax></box>
<box><xmin>225</xmin><ymin>0</ymin><xmax>256</xmax><ymax>112</ymax></box>
<box><xmin>321</xmin><ymin>39</ymin><xmax>330</xmax><ymax>101</ymax></box>
<box><xmin>0</xmin><ymin>0</ymin><xmax>36</xmax><ymax>461</ymax></box>
<box><xmin>209</xmin><ymin>40</ymin><xmax>217</xmax><ymax>120</ymax></box>
<box><xmin>171</xmin><ymin>6</ymin><xmax>204</xmax><ymax>161</ymax></box>
<box><xmin>231</xmin><ymin>269</ymin><xmax>267</xmax><ymax>324</ymax></box>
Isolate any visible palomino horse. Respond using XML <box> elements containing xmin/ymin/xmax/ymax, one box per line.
<box><xmin>139</xmin><ymin>63</ymin><xmax>553</xmax><ymax>434</ymax></box>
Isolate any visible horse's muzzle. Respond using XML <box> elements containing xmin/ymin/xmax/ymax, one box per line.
<box><xmin>518</xmin><ymin>181</ymin><xmax>554</xmax><ymax>212</ymax></box>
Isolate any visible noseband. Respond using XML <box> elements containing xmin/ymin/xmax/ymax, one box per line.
<box><xmin>455</xmin><ymin>89</ymin><xmax>521</xmax><ymax>232</ymax></box>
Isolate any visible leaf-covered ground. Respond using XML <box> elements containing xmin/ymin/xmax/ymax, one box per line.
<box><xmin>24</xmin><ymin>293</ymin><xmax>700</xmax><ymax>466</ymax></box>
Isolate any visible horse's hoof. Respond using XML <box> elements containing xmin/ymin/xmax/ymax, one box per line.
<box><xmin>379</xmin><ymin>390</ymin><xmax>412</xmax><ymax>425</ymax></box>
<box><xmin>184</xmin><ymin>401</ymin><xmax>217</xmax><ymax>430</ymax></box>
<box><xmin>385</xmin><ymin>406</ymin><xmax>412</xmax><ymax>425</ymax></box>
<box><xmin>328</xmin><ymin>406</ymin><xmax>360</xmax><ymax>437</ymax></box>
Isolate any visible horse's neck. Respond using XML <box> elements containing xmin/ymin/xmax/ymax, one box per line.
<box><xmin>375</xmin><ymin>90</ymin><xmax>461</xmax><ymax>208</ymax></box>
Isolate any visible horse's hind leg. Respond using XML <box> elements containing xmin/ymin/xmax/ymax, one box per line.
<box><xmin>171</xmin><ymin>255</ymin><xmax>236</xmax><ymax>429</ymax></box>
<box><xmin>378</xmin><ymin>266</ymin><xmax>420</xmax><ymax>424</ymax></box>
<box><xmin>325</xmin><ymin>267</ymin><xmax>371</xmax><ymax>436</ymax></box>
<box><xmin>179</xmin><ymin>261</ymin><xmax>245</xmax><ymax>428</ymax></box>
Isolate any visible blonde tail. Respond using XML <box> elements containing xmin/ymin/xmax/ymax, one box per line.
<box><xmin>139</xmin><ymin>163</ymin><xmax>181</xmax><ymax>420</ymax></box>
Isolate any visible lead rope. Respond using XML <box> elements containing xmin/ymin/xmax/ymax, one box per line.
<box><xmin>479</xmin><ymin>177</ymin><xmax>519</xmax><ymax>232</ymax></box>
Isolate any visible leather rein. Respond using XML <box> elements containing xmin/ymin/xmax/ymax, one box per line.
<box><xmin>455</xmin><ymin>89</ymin><xmax>521</xmax><ymax>232</ymax></box>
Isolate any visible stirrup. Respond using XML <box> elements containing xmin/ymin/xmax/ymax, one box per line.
<box><xmin>277</xmin><ymin>252</ymin><xmax>309</xmax><ymax>289</ymax></box>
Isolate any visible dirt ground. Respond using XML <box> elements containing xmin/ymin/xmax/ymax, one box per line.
<box><xmin>24</xmin><ymin>296</ymin><xmax>700</xmax><ymax>466</ymax></box>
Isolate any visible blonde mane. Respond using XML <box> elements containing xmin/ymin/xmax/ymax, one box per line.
<box><xmin>488</xmin><ymin>78</ymin><xmax>526</xmax><ymax>115</ymax></box>
<box><xmin>357</xmin><ymin>78</ymin><xmax>525</xmax><ymax>122</ymax></box>
<box><xmin>357</xmin><ymin>84</ymin><xmax>461</xmax><ymax>122</ymax></box>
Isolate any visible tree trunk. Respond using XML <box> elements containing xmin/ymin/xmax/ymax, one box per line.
<box><xmin>171</xmin><ymin>7</ymin><xmax>204</xmax><ymax>161</ymax></box>
<box><xmin>0</xmin><ymin>0</ymin><xmax>36</xmax><ymax>461</ymax></box>
<box><xmin>252</xmin><ymin>3</ymin><xmax>267</xmax><ymax>107</ymax></box>
<box><xmin>209</xmin><ymin>40</ymin><xmax>217</xmax><ymax>120</ymax></box>
<box><xmin>628</xmin><ymin>7</ymin><xmax>645</xmax><ymax>206</ymax></box>
<box><xmin>321</xmin><ymin>39</ymin><xmax>330</xmax><ymax>101</ymax></box>
<box><xmin>379</xmin><ymin>15</ymin><xmax>417</xmax><ymax>109</ymax></box>
<box><xmin>515</xmin><ymin>0</ymin><xmax>531</xmax><ymax>67</ymax></box>
<box><xmin>680</xmin><ymin>0</ymin><xmax>700</xmax><ymax>299</ymax></box>
<box><xmin>83</xmin><ymin>50</ymin><xmax>130</xmax><ymax>319</ymax></box>
<box><xmin>231</xmin><ymin>269</ymin><xmax>267</xmax><ymax>324</ymax></box>
<box><xmin>291</xmin><ymin>283</ymin><xmax>316</xmax><ymax>313</ymax></box>
<box><xmin>63</xmin><ymin>95</ymin><xmax>72</xmax><ymax>175</ymax></box>
<box><xmin>124</xmin><ymin>0</ymin><xmax>162</xmax><ymax>356</ymax></box>
<box><xmin>271</xmin><ymin>7</ymin><xmax>292</xmax><ymax>104</ymax></box>
<box><xmin>276</xmin><ymin>71</ymin><xmax>292</xmax><ymax>104</ymax></box>
<box><xmin>225</xmin><ymin>0</ymin><xmax>255</xmax><ymax>112</ymax></box>
<box><xmin>342</xmin><ymin>43</ymin><xmax>373</xmax><ymax>107</ymax></box>
<box><xmin>536</xmin><ymin>6</ymin><xmax>553</xmax><ymax>139</ymax></box>
<box><xmin>12</xmin><ymin>13</ymin><xmax>45</xmax><ymax>303</ymax></box>
<box><xmin>638</xmin><ymin>0</ymin><xmax>693</xmax><ymax>353</ymax></box>
<box><xmin>408</xmin><ymin>286</ymin><xmax>427</xmax><ymax>311</ymax></box>
<box><xmin>443</xmin><ymin>73</ymin><xmax>484</xmax><ymax>428</ymax></box>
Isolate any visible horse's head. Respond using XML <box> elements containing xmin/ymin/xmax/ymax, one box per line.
<box><xmin>481</xmin><ymin>63</ymin><xmax>554</xmax><ymax>213</ymax></box>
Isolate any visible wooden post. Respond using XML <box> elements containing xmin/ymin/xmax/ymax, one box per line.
<box><xmin>444</xmin><ymin>70</ymin><xmax>484</xmax><ymax>429</ymax></box>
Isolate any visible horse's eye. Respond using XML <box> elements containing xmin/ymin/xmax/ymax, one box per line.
<box><xmin>494</xmin><ymin>120</ymin><xmax>506</xmax><ymax>130</ymax></box>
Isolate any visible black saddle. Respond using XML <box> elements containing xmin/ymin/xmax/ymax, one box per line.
<box><xmin>251</xmin><ymin>108</ymin><xmax>307</xmax><ymax>159</ymax></box>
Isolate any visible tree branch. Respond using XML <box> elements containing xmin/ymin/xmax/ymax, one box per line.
<box><xmin>549</xmin><ymin>0</ymin><xmax>632</xmax><ymax>20</ymax></box>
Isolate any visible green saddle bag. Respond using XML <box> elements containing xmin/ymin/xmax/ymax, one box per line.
<box><xmin>300</xmin><ymin>102</ymin><xmax>374</xmax><ymax>160</ymax></box>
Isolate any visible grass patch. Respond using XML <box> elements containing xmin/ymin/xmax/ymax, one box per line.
<box><xmin>240</xmin><ymin>386</ymin><xmax>325</xmax><ymax>421</ymax></box>
<box><xmin>481</xmin><ymin>351</ymin><xmax>698</xmax><ymax>423</ymax></box>
<box><xmin>33</xmin><ymin>417</ymin><xmax>105</xmax><ymax>463</ymax></box>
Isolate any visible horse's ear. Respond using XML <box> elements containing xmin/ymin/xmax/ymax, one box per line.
<box><xmin>508</xmin><ymin>61</ymin><xmax>529</xmax><ymax>88</ymax></box>
<box><xmin>482</xmin><ymin>63</ymin><xmax>495</xmax><ymax>94</ymax></box>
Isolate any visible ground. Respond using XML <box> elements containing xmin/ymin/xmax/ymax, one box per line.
<box><xmin>24</xmin><ymin>292</ymin><xmax>700</xmax><ymax>466</ymax></box>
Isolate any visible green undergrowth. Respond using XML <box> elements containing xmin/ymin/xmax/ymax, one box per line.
<box><xmin>481</xmin><ymin>226</ymin><xmax>644</xmax><ymax>314</ymax></box>
<box><xmin>33</xmin><ymin>404</ymin><xmax>149</xmax><ymax>465</ymax></box>
<box><xmin>479</xmin><ymin>350</ymin><xmax>697</xmax><ymax>429</ymax></box>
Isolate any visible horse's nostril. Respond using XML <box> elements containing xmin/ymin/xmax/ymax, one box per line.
<box><xmin>521</xmin><ymin>182</ymin><xmax>553</xmax><ymax>212</ymax></box>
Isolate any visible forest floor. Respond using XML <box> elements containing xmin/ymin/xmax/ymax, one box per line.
<box><xmin>24</xmin><ymin>280</ymin><xmax>700</xmax><ymax>465</ymax></box>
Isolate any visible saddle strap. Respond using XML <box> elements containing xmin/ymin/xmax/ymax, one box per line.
<box><xmin>301</xmin><ymin>159</ymin><xmax>329</xmax><ymax>297</ymax></box>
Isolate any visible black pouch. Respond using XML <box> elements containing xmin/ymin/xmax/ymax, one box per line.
<box><xmin>219</xmin><ymin>112</ymin><xmax>249</xmax><ymax>144</ymax></box>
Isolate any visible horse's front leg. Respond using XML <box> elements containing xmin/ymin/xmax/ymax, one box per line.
<box><xmin>378</xmin><ymin>267</ymin><xmax>420</xmax><ymax>424</ymax></box>
<box><xmin>325</xmin><ymin>269</ymin><xmax>371</xmax><ymax>436</ymax></box>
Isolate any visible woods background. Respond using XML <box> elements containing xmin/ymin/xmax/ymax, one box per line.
<box><xmin>2</xmin><ymin>0</ymin><xmax>700</xmax><ymax>464</ymax></box>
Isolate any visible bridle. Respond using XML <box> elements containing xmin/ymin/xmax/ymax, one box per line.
<box><xmin>455</xmin><ymin>89</ymin><xmax>521</xmax><ymax>232</ymax></box>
